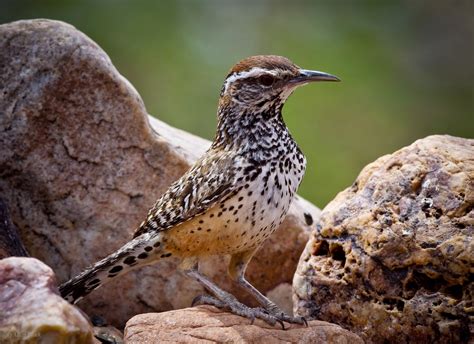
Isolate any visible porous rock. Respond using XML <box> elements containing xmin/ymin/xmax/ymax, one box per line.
<box><xmin>294</xmin><ymin>135</ymin><xmax>473</xmax><ymax>343</ymax></box>
<box><xmin>124</xmin><ymin>305</ymin><xmax>363</xmax><ymax>344</ymax></box>
<box><xmin>0</xmin><ymin>257</ymin><xmax>94</xmax><ymax>343</ymax></box>
<box><xmin>0</xmin><ymin>19</ymin><xmax>320</xmax><ymax>327</ymax></box>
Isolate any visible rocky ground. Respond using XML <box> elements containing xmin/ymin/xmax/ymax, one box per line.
<box><xmin>0</xmin><ymin>19</ymin><xmax>472</xmax><ymax>343</ymax></box>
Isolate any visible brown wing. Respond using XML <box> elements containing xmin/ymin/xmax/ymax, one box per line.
<box><xmin>133</xmin><ymin>149</ymin><xmax>241</xmax><ymax>237</ymax></box>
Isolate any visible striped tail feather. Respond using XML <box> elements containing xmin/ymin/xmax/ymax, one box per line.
<box><xmin>59</xmin><ymin>231</ymin><xmax>164</xmax><ymax>303</ymax></box>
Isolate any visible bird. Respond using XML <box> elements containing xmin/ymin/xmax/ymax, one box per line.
<box><xmin>59</xmin><ymin>55</ymin><xmax>339</xmax><ymax>327</ymax></box>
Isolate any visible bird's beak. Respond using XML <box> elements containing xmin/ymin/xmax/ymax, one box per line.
<box><xmin>290</xmin><ymin>69</ymin><xmax>340</xmax><ymax>85</ymax></box>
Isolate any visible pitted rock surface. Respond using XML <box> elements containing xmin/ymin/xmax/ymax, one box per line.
<box><xmin>294</xmin><ymin>135</ymin><xmax>473</xmax><ymax>344</ymax></box>
<box><xmin>0</xmin><ymin>257</ymin><xmax>94</xmax><ymax>343</ymax></box>
<box><xmin>0</xmin><ymin>19</ymin><xmax>319</xmax><ymax>327</ymax></box>
<box><xmin>124</xmin><ymin>305</ymin><xmax>363</xmax><ymax>344</ymax></box>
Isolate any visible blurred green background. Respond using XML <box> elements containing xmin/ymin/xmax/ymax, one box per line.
<box><xmin>1</xmin><ymin>0</ymin><xmax>472</xmax><ymax>207</ymax></box>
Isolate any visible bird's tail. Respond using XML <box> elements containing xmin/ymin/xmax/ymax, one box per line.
<box><xmin>59</xmin><ymin>231</ymin><xmax>165</xmax><ymax>304</ymax></box>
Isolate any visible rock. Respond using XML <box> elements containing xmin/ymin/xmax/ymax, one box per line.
<box><xmin>93</xmin><ymin>326</ymin><xmax>124</xmax><ymax>344</ymax></box>
<box><xmin>0</xmin><ymin>19</ymin><xmax>320</xmax><ymax>328</ymax></box>
<box><xmin>124</xmin><ymin>305</ymin><xmax>363</xmax><ymax>344</ymax></box>
<box><xmin>90</xmin><ymin>315</ymin><xmax>124</xmax><ymax>344</ymax></box>
<box><xmin>0</xmin><ymin>257</ymin><xmax>94</xmax><ymax>343</ymax></box>
<box><xmin>0</xmin><ymin>198</ymin><xmax>28</xmax><ymax>258</ymax></box>
<box><xmin>294</xmin><ymin>135</ymin><xmax>473</xmax><ymax>344</ymax></box>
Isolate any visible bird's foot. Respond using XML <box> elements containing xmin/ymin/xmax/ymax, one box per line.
<box><xmin>192</xmin><ymin>294</ymin><xmax>300</xmax><ymax>329</ymax></box>
<box><xmin>185</xmin><ymin>267</ymin><xmax>305</xmax><ymax>328</ymax></box>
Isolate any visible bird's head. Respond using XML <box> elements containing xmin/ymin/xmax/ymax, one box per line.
<box><xmin>219</xmin><ymin>55</ymin><xmax>339</xmax><ymax>114</ymax></box>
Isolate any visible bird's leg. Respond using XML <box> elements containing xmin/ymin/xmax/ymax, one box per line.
<box><xmin>182</xmin><ymin>260</ymin><xmax>281</xmax><ymax>327</ymax></box>
<box><xmin>228</xmin><ymin>249</ymin><xmax>307</xmax><ymax>326</ymax></box>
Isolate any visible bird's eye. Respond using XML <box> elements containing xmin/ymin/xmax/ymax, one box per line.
<box><xmin>258</xmin><ymin>74</ymin><xmax>275</xmax><ymax>86</ymax></box>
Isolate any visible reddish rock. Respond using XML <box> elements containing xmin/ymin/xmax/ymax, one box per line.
<box><xmin>0</xmin><ymin>257</ymin><xmax>94</xmax><ymax>343</ymax></box>
<box><xmin>124</xmin><ymin>306</ymin><xmax>363</xmax><ymax>344</ymax></box>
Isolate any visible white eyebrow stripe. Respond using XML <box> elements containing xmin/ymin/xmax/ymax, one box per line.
<box><xmin>223</xmin><ymin>67</ymin><xmax>277</xmax><ymax>93</ymax></box>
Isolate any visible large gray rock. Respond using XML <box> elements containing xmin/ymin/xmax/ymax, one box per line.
<box><xmin>0</xmin><ymin>19</ymin><xmax>320</xmax><ymax>327</ymax></box>
<box><xmin>294</xmin><ymin>135</ymin><xmax>473</xmax><ymax>344</ymax></box>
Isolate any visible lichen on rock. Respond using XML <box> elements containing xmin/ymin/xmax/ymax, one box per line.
<box><xmin>294</xmin><ymin>135</ymin><xmax>473</xmax><ymax>343</ymax></box>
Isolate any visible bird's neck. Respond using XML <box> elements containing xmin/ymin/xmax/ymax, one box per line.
<box><xmin>212</xmin><ymin>101</ymin><xmax>297</xmax><ymax>160</ymax></box>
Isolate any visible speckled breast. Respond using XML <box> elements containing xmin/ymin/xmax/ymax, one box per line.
<box><xmin>168</xmin><ymin>152</ymin><xmax>306</xmax><ymax>257</ymax></box>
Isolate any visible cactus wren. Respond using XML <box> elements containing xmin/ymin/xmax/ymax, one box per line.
<box><xmin>60</xmin><ymin>55</ymin><xmax>339</xmax><ymax>327</ymax></box>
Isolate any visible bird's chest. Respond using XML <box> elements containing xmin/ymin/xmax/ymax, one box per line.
<box><xmin>169</xmin><ymin>142</ymin><xmax>306</xmax><ymax>257</ymax></box>
<box><xmin>210</xmin><ymin>150</ymin><xmax>306</xmax><ymax>253</ymax></box>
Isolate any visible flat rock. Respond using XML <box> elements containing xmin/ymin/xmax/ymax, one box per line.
<box><xmin>124</xmin><ymin>305</ymin><xmax>363</xmax><ymax>344</ymax></box>
<box><xmin>0</xmin><ymin>19</ymin><xmax>320</xmax><ymax>327</ymax></box>
<box><xmin>0</xmin><ymin>257</ymin><xmax>94</xmax><ymax>343</ymax></box>
<box><xmin>294</xmin><ymin>135</ymin><xmax>473</xmax><ymax>344</ymax></box>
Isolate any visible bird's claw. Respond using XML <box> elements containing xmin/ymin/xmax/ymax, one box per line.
<box><xmin>192</xmin><ymin>293</ymin><xmax>305</xmax><ymax>329</ymax></box>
